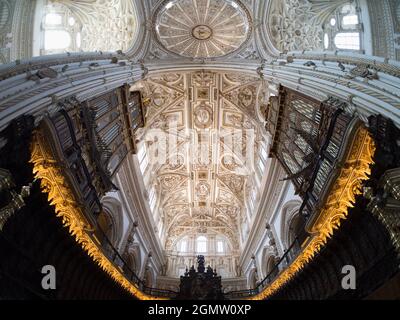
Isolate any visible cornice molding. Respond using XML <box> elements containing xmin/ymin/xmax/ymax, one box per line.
<box><xmin>144</xmin><ymin>60</ymin><xmax>262</xmax><ymax>77</ymax></box>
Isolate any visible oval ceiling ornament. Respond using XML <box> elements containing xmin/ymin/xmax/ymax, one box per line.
<box><xmin>154</xmin><ymin>0</ymin><xmax>252</xmax><ymax>59</ymax></box>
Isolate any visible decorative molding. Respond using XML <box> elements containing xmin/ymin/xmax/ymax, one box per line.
<box><xmin>153</xmin><ymin>0</ymin><xmax>252</xmax><ymax>59</ymax></box>
<box><xmin>266</xmin><ymin>0</ymin><xmax>323</xmax><ymax>52</ymax></box>
<box><xmin>136</xmin><ymin>71</ymin><xmax>266</xmax><ymax>259</ymax></box>
<box><xmin>49</xmin><ymin>0</ymin><xmax>139</xmax><ymax>53</ymax></box>
<box><xmin>367</xmin><ymin>0</ymin><xmax>397</xmax><ymax>60</ymax></box>
<box><xmin>261</xmin><ymin>53</ymin><xmax>400</xmax><ymax>128</ymax></box>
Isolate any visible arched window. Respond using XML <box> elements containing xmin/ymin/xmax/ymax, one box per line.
<box><xmin>217</xmin><ymin>240</ymin><xmax>224</xmax><ymax>253</ymax></box>
<box><xmin>138</xmin><ymin>143</ymin><xmax>149</xmax><ymax>174</ymax></box>
<box><xmin>44</xmin><ymin>30</ymin><xmax>71</xmax><ymax>51</ymax></box>
<box><xmin>258</xmin><ymin>143</ymin><xmax>268</xmax><ymax>174</ymax></box>
<box><xmin>39</xmin><ymin>0</ymin><xmax>138</xmax><ymax>55</ymax></box>
<box><xmin>40</xmin><ymin>8</ymin><xmax>82</xmax><ymax>56</ymax></box>
<box><xmin>322</xmin><ymin>2</ymin><xmax>362</xmax><ymax>52</ymax></box>
<box><xmin>342</xmin><ymin>14</ymin><xmax>359</xmax><ymax>27</ymax></box>
<box><xmin>288</xmin><ymin>214</ymin><xmax>304</xmax><ymax>258</ymax></box>
<box><xmin>248</xmin><ymin>187</ymin><xmax>258</xmax><ymax>214</ymax></box>
<box><xmin>148</xmin><ymin>186</ymin><xmax>157</xmax><ymax>211</ymax></box>
<box><xmin>249</xmin><ymin>269</ymin><xmax>258</xmax><ymax>289</ymax></box>
<box><xmin>180</xmin><ymin>240</ymin><xmax>187</xmax><ymax>253</ymax></box>
<box><xmin>334</xmin><ymin>32</ymin><xmax>360</xmax><ymax>50</ymax></box>
<box><xmin>45</xmin><ymin>13</ymin><xmax>62</xmax><ymax>25</ymax></box>
<box><xmin>196</xmin><ymin>236</ymin><xmax>207</xmax><ymax>253</ymax></box>
<box><xmin>97</xmin><ymin>210</ymin><xmax>116</xmax><ymax>250</ymax></box>
<box><xmin>324</xmin><ymin>33</ymin><xmax>330</xmax><ymax>49</ymax></box>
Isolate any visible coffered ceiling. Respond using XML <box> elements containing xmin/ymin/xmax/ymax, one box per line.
<box><xmin>135</xmin><ymin>71</ymin><xmax>268</xmax><ymax>251</ymax></box>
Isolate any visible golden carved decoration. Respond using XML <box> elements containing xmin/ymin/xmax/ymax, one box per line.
<box><xmin>30</xmin><ymin>129</ymin><xmax>165</xmax><ymax>301</ymax></box>
<box><xmin>249</xmin><ymin>126</ymin><xmax>376</xmax><ymax>300</ymax></box>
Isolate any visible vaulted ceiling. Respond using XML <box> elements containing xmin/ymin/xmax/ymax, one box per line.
<box><xmin>135</xmin><ymin>71</ymin><xmax>268</xmax><ymax>251</ymax></box>
<box><xmin>141</xmin><ymin>0</ymin><xmax>325</xmax><ymax>61</ymax></box>
<box><xmin>126</xmin><ymin>0</ymin><xmax>337</xmax><ymax>254</ymax></box>
<box><xmin>48</xmin><ymin>0</ymin><xmax>138</xmax><ymax>52</ymax></box>
<box><xmin>41</xmin><ymin>0</ymin><xmax>327</xmax><ymax>62</ymax></box>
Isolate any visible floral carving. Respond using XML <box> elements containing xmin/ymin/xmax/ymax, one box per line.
<box><xmin>154</xmin><ymin>0</ymin><xmax>252</xmax><ymax>58</ymax></box>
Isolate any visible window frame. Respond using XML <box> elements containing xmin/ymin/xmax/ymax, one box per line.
<box><xmin>196</xmin><ymin>236</ymin><xmax>207</xmax><ymax>253</ymax></box>
<box><xmin>322</xmin><ymin>2</ymin><xmax>363</xmax><ymax>53</ymax></box>
<box><xmin>216</xmin><ymin>240</ymin><xmax>224</xmax><ymax>253</ymax></box>
<box><xmin>179</xmin><ymin>240</ymin><xmax>187</xmax><ymax>253</ymax></box>
<box><xmin>41</xmin><ymin>8</ymin><xmax>82</xmax><ymax>55</ymax></box>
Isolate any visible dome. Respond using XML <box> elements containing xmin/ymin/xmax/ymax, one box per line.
<box><xmin>154</xmin><ymin>0</ymin><xmax>251</xmax><ymax>58</ymax></box>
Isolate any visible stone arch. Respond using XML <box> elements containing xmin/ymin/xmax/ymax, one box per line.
<box><xmin>143</xmin><ymin>266</ymin><xmax>155</xmax><ymax>288</ymax></box>
<box><xmin>248</xmin><ymin>268</ymin><xmax>258</xmax><ymax>289</ymax></box>
<box><xmin>124</xmin><ymin>243</ymin><xmax>142</xmax><ymax>276</ymax></box>
<box><xmin>100</xmin><ymin>196</ymin><xmax>124</xmax><ymax>247</ymax></box>
<box><xmin>260</xmin><ymin>246</ymin><xmax>278</xmax><ymax>279</ymax></box>
<box><xmin>280</xmin><ymin>199</ymin><xmax>302</xmax><ymax>250</ymax></box>
<box><xmin>287</xmin><ymin>213</ymin><xmax>304</xmax><ymax>247</ymax></box>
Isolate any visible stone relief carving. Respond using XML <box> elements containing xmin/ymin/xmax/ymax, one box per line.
<box><xmin>267</xmin><ymin>0</ymin><xmax>323</xmax><ymax>52</ymax></box>
<box><xmin>194</xmin><ymin>104</ymin><xmax>213</xmax><ymax>129</ymax></box>
<box><xmin>159</xmin><ymin>174</ymin><xmax>187</xmax><ymax>190</ymax></box>
<box><xmin>153</xmin><ymin>0</ymin><xmax>252</xmax><ymax>59</ymax></box>
<box><xmin>0</xmin><ymin>0</ymin><xmax>36</xmax><ymax>64</ymax></box>
<box><xmin>196</xmin><ymin>182</ymin><xmax>211</xmax><ymax>198</ymax></box>
<box><xmin>49</xmin><ymin>0</ymin><xmax>138</xmax><ymax>52</ymax></box>
<box><xmin>134</xmin><ymin>71</ymin><xmax>267</xmax><ymax>260</ymax></box>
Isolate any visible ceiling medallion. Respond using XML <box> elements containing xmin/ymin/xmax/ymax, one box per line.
<box><xmin>154</xmin><ymin>0</ymin><xmax>252</xmax><ymax>59</ymax></box>
<box><xmin>194</xmin><ymin>104</ymin><xmax>213</xmax><ymax>129</ymax></box>
<box><xmin>196</xmin><ymin>182</ymin><xmax>210</xmax><ymax>198</ymax></box>
<box><xmin>192</xmin><ymin>25</ymin><xmax>213</xmax><ymax>40</ymax></box>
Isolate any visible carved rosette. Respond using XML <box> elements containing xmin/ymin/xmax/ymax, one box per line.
<box><xmin>194</xmin><ymin>104</ymin><xmax>213</xmax><ymax>129</ymax></box>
